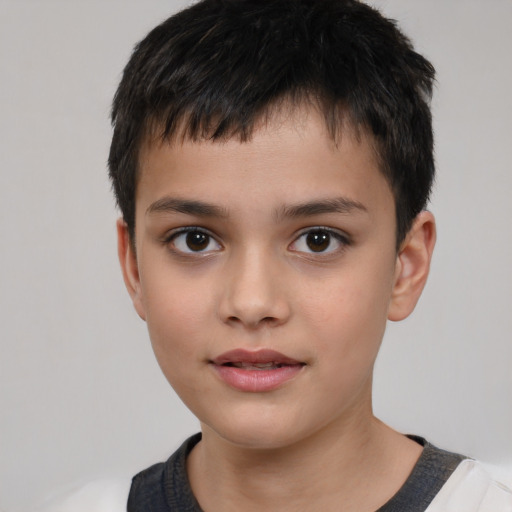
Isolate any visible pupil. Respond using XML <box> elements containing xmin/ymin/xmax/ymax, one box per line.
<box><xmin>306</xmin><ymin>231</ymin><xmax>330</xmax><ymax>252</ymax></box>
<box><xmin>186</xmin><ymin>231</ymin><xmax>208</xmax><ymax>251</ymax></box>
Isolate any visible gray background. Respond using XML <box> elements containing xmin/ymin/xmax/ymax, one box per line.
<box><xmin>1</xmin><ymin>1</ymin><xmax>511</xmax><ymax>510</ymax></box>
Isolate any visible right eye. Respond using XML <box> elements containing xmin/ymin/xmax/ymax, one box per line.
<box><xmin>167</xmin><ymin>228</ymin><xmax>221</xmax><ymax>254</ymax></box>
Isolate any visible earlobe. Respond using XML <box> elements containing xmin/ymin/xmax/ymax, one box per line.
<box><xmin>116</xmin><ymin>218</ymin><xmax>147</xmax><ymax>321</ymax></box>
<box><xmin>388</xmin><ymin>211</ymin><xmax>436</xmax><ymax>322</ymax></box>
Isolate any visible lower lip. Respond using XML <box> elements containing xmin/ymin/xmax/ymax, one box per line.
<box><xmin>212</xmin><ymin>364</ymin><xmax>304</xmax><ymax>392</ymax></box>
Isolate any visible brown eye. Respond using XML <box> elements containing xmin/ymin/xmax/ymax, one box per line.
<box><xmin>306</xmin><ymin>231</ymin><xmax>331</xmax><ymax>252</ymax></box>
<box><xmin>186</xmin><ymin>231</ymin><xmax>209</xmax><ymax>251</ymax></box>
<box><xmin>289</xmin><ymin>228</ymin><xmax>349</xmax><ymax>255</ymax></box>
<box><xmin>170</xmin><ymin>229</ymin><xmax>221</xmax><ymax>254</ymax></box>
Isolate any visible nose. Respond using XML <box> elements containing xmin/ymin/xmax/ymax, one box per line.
<box><xmin>218</xmin><ymin>247</ymin><xmax>291</xmax><ymax>329</ymax></box>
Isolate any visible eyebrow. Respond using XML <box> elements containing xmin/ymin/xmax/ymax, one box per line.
<box><xmin>276</xmin><ymin>197</ymin><xmax>368</xmax><ymax>220</ymax></box>
<box><xmin>146</xmin><ymin>197</ymin><xmax>228</xmax><ymax>218</ymax></box>
<box><xmin>146</xmin><ymin>196</ymin><xmax>367</xmax><ymax>220</ymax></box>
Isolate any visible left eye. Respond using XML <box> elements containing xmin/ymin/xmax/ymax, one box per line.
<box><xmin>290</xmin><ymin>229</ymin><xmax>347</xmax><ymax>254</ymax></box>
<box><xmin>169</xmin><ymin>229</ymin><xmax>221</xmax><ymax>254</ymax></box>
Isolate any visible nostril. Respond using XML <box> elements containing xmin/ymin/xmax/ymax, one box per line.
<box><xmin>226</xmin><ymin>315</ymin><xmax>278</xmax><ymax>328</ymax></box>
<box><xmin>218</xmin><ymin>271</ymin><xmax>291</xmax><ymax>328</ymax></box>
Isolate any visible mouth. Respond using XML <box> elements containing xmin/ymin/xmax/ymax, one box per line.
<box><xmin>210</xmin><ymin>349</ymin><xmax>305</xmax><ymax>392</ymax></box>
<box><xmin>211</xmin><ymin>348</ymin><xmax>304</xmax><ymax>368</ymax></box>
<box><xmin>221</xmin><ymin>361</ymin><xmax>294</xmax><ymax>370</ymax></box>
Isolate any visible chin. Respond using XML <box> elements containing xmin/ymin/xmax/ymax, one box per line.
<box><xmin>199</xmin><ymin>406</ymin><xmax>318</xmax><ymax>452</ymax></box>
<box><xmin>216</xmin><ymin>426</ymin><xmax>301</xmax><ymax>451</ymax></box>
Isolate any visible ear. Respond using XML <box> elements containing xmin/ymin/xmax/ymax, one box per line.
<box><xmin>388</xmin><ymin>211</ymin><xmax>436</xmax><ymax>322</ymax></box>
<box><xmin>116</xmin><ymin>218</ymin><xmax>146</xmax><ymax>321</ymax></box>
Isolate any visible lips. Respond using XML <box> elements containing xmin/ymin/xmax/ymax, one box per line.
<box><xmin>225</xmin><ymin>361</ymin><xmax>284</xmax><ymax>370</ymax></box>
<box><xmin>212</xmin><ymin>349</ymin><xmax>302</xmax><ymax>366</ymax></box>
<box><xmin>210</xmin><ymin>349</ymin><xmax>305</xmax><ymax>392</ymax></box>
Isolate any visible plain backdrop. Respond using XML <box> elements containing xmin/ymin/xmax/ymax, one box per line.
<box><xmin>1</xmin><ymin>1</ymin><xmax>511</xmax><ymax>510</ymax></box>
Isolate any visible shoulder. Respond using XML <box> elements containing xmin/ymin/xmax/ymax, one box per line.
<box><xmin>36</xmin><ymin>435</ymin><xmax>202</xmax><ymax>512</ymax></box>
<box><xmin>34</xmin><ymin>478</ymin><xmax>131</xmax><ymax>512</ymax></box>
<box><xmin>128</xmin><ymin>434</ymin><xmax>202</xmax><ymax>510</ymax></box>
<box><xmin>426</xmin><ymin>459</ymin><xmax>512</xmax><ymax>512</ymax></box>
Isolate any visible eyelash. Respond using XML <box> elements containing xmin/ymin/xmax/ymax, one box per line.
<box><xmin>289</xmin><ymin>227</ymin><xmax>351</xmax><ymax>256</ymax></box>
<box><xmin>163</xmin><ymin>226</ymin><xmax>351</xmax><ymax>256</ymax></box>
<box><xmin>164</xmin><ymin>227</ymin><xmax>222</xmax><ymax>255</ymax></box>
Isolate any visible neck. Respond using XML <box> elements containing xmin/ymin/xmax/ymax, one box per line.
<box><xmin>187</xmin><ymin>410</ymin><xmax>422</xmax><ymax>512</ymax></box>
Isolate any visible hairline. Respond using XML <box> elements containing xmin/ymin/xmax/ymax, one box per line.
<box><xmin>130</xmin><ymin>99</ymin><xmax>404</xmax><ymax>251</ymax></box>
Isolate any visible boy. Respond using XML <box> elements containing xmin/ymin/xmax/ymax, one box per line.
<box><xmin>81</xmin><ymin>0</ymin><xmax>512</xmax><ymax>510</ymax></box>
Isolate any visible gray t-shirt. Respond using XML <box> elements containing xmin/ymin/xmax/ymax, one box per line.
<box><xmin>127</xmin><ymin>433</ymin><xmax>465</xmax><ymax>511</ymax></box>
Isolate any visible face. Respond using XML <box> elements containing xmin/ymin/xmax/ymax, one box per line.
<box><xmin>119</xmin><ymin>108</ymin><xmax>431</xmax><ymax>450</ymax></box>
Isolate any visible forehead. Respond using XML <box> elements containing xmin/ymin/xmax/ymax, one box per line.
<box><xmin>139</xmin><ymin>100</ymin><xmax>378</xmax><ymax>173</ymax></box>
<box><xmin>136</xmin><ymin>106</ymin><xmax>393</xmax><ymax>221</ymax></box>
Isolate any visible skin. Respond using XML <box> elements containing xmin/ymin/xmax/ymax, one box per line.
<box><xmin>118</xmin><ymin>106</ymin><xmax>436</xmax><ymax>511</ymax></box>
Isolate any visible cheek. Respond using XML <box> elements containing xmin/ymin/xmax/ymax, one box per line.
<box><xmin>140</xmin><ymin>272</ymin><xmax>214</xmax><ymax>373</ymax></box>
<box><xmin>297</xmin><ymin>258</ymin><xmax>395</xmax><ymax>357</ymax></box>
